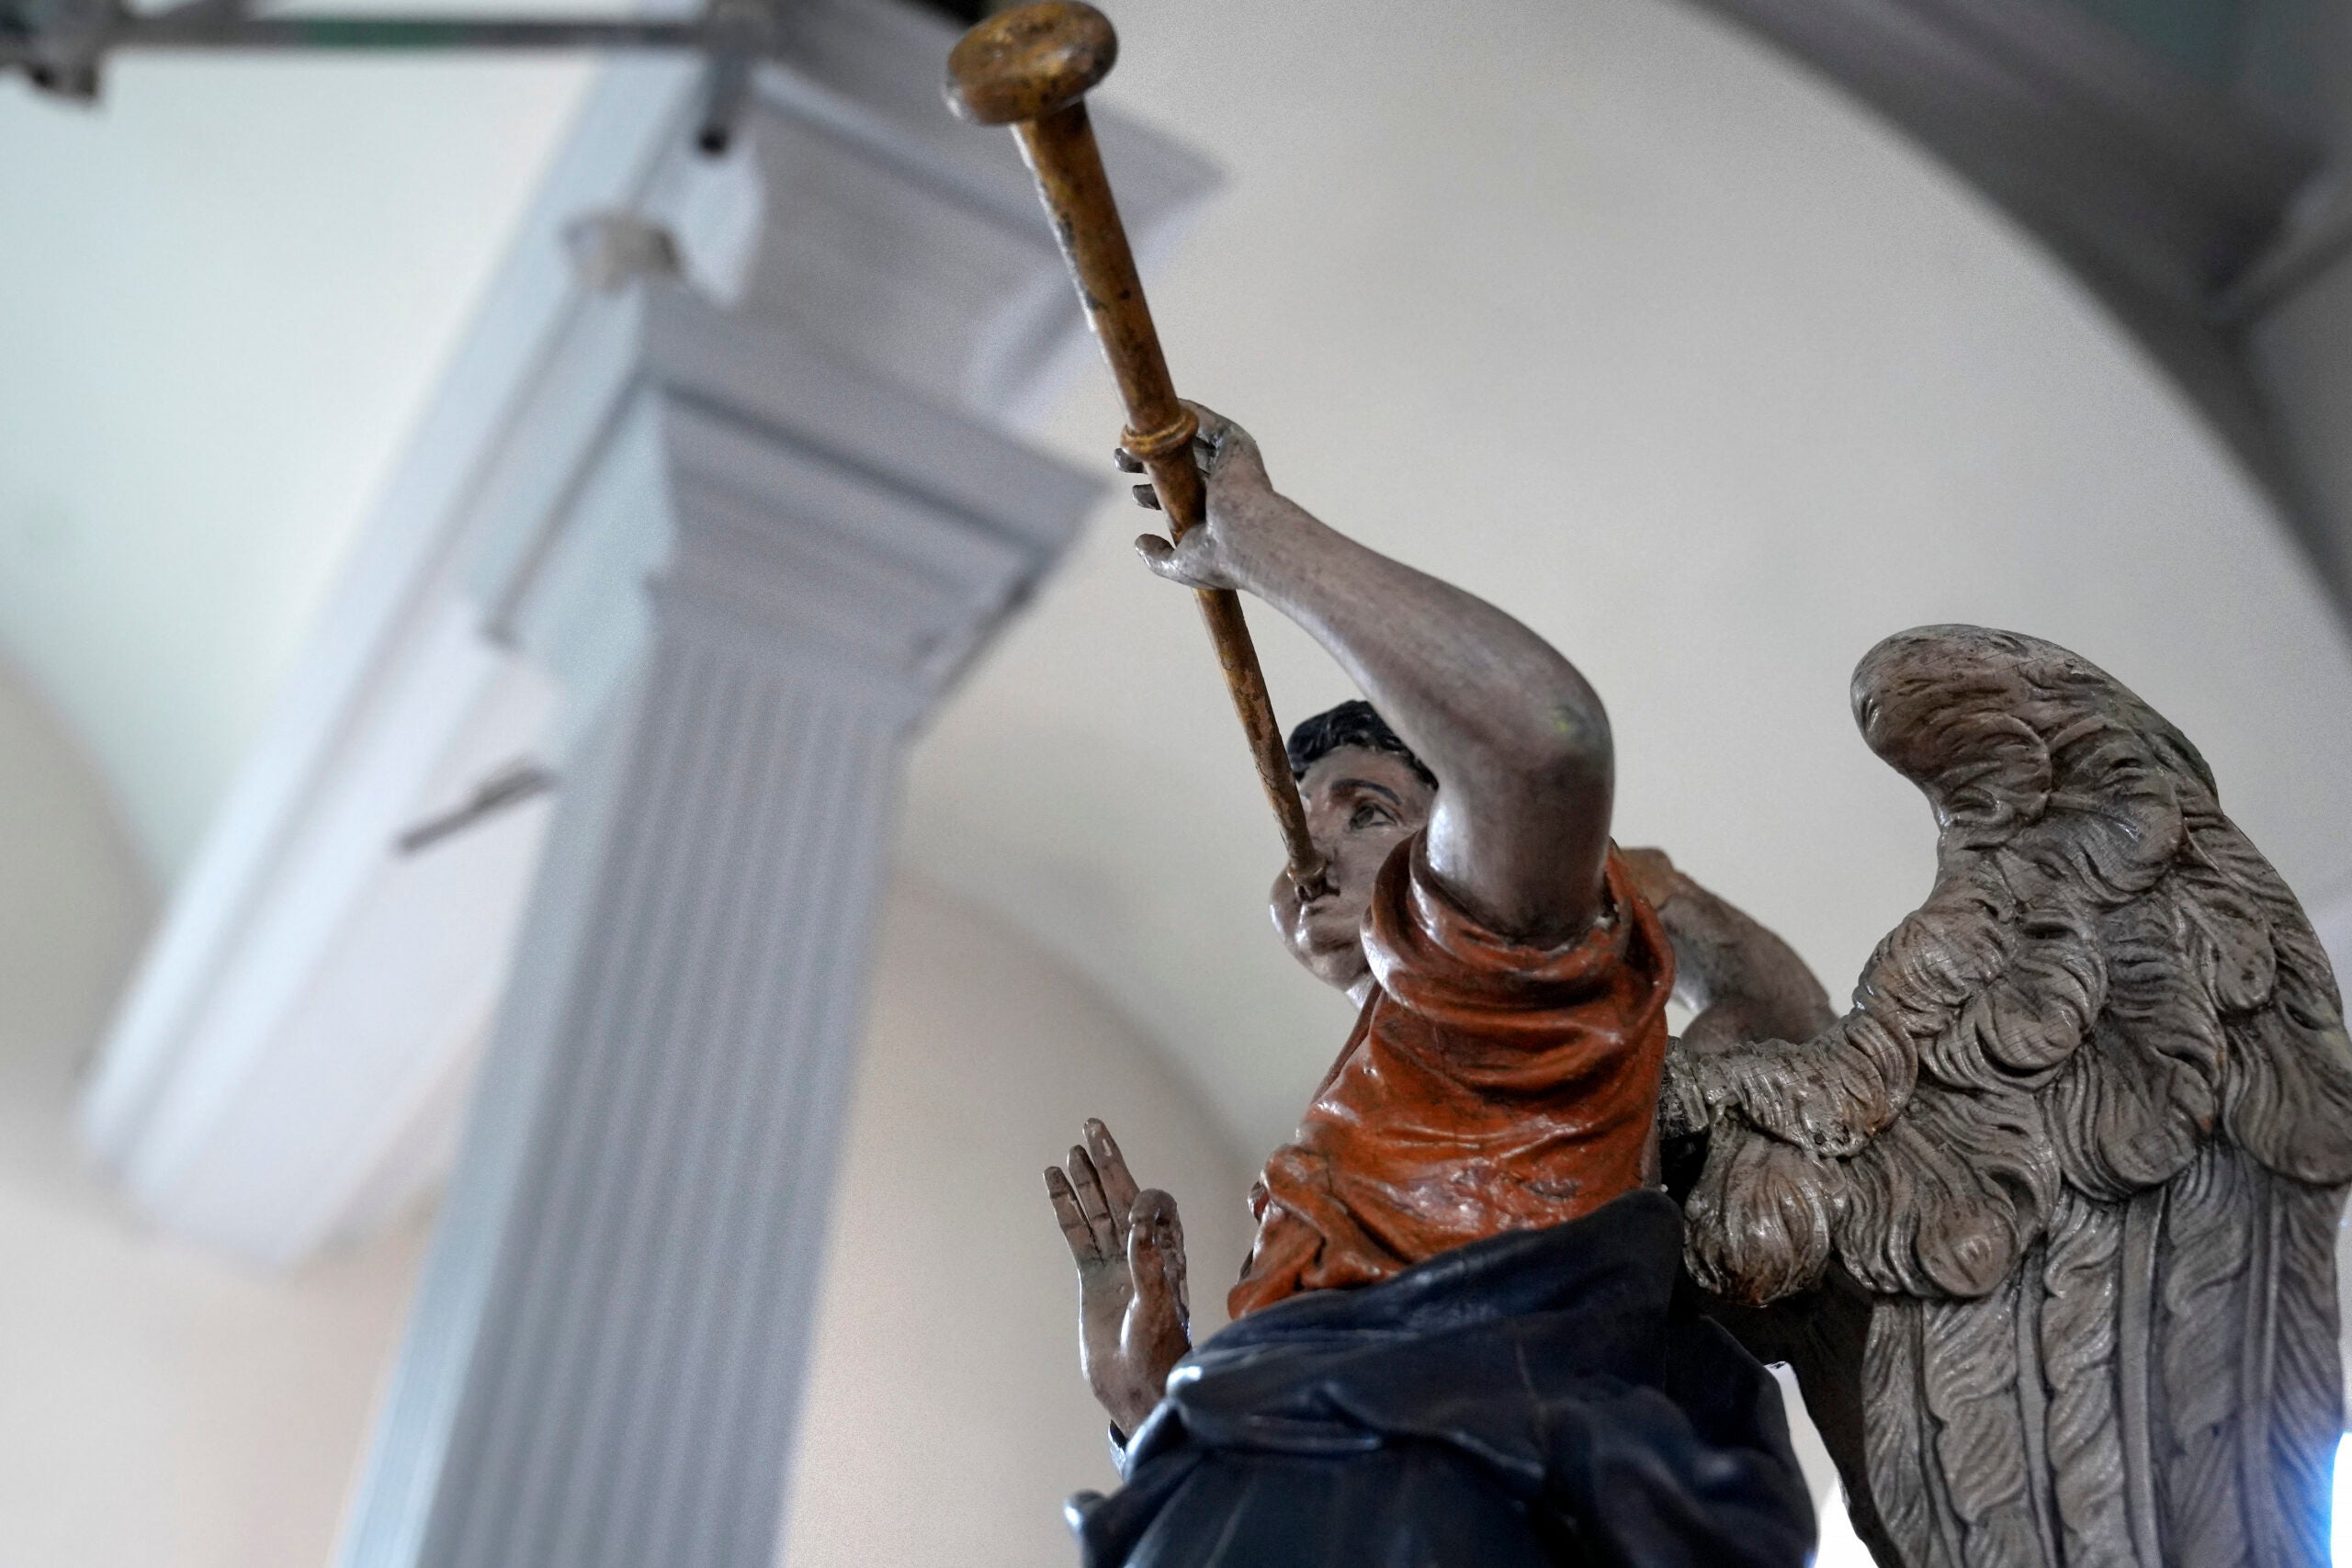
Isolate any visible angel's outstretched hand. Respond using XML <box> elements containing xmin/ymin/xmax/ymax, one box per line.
<box><xmin>1044</xmin><ymin>1119</ymin><xmax>1192</xmax><ymax>1435</ymax></box>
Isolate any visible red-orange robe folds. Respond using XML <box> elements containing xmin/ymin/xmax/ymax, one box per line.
<box><xmin>1228</xmin><ymin>836</ymin><xmax>1675</xmax><ymax>1319</ymax></box>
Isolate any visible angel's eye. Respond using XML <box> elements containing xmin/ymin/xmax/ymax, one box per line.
<box><xmin>1350</xmin><ymin>804</ymin><xmax>1395</xmax><ymax>831</ymax></box>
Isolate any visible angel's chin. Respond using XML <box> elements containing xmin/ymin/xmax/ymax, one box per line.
<box><xmin>1290</xmin><ymin>931</ymin><xmax>1363</xmax><ymax>988</ymax></box>
<box><xmin>1297</xmin><ymin>920</ymin><xmax>1356</xmax><ymax>962</ymax></box>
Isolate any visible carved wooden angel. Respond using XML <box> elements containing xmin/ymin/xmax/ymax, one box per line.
<box><xmin>1039</xmin><ymin>407</ymin><xmax>2352</xmax><ymax>1568</ymax></box>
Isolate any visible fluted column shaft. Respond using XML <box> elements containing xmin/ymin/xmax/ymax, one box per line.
<box><xmin>338</xmin><ymin>265</ymin><xmax>1094</xmax><ymax>1568</ymax></box>
<box><xmin>422</xmin><ymin>637</ymin><xmax>902</xmax><ymax>1568</ymax></box>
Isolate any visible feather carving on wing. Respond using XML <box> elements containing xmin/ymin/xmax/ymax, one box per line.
<box><xmin>1665</xmin><ymin>626</ymin><xmax>2352</xmax><ymax>1568</ymax></box>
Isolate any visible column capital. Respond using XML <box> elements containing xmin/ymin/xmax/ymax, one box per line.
<box><xmin>463</xmin><ymin>282</ymin><xmax>1097</xmax><ymax>731</ymax></box>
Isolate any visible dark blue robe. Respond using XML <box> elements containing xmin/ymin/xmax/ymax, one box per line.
<box><xmin>1069</xmin><ymin>1190</ymin><xmax>1815</xmax><ymax>1568</ymax></box>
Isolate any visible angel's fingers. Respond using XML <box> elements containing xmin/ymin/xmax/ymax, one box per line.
<box><xmin>1134</xmin><ymin>534</ymin><xmax>1201</xmax><ymax>587</ymax></box>
<box><xmin>1180</xmin><ymin>399</ymin><xmax>1234</xmax><ymax>447</ymax></box>
<box><xmin>1154</xmin><ymin>1203</ymin><xmax>1191</xmax><ymax>1320</ymax></box>
<box><xmin>1065</xmin><ymin>1146</ymin><xmax>1120</xmax><ymax>1256</ymax></box>
<box><xmin>1180</xmin><ymin>400</ymin><xmax>1261</xmax><ymax>475</ymax></box>
<box><xmin>1044</xmin><ymin>1168</ymin><xmax>1102</xmax><ymax>1265</ymax></box>
<box><xmin>1087</xmin><ymin>1120</ymin><xmax>1142</xmax><ymax>1219</ymax></box>
<box><xmin>1129</xmin><ymin>1190</ymin><xmax>1182</xmax><ymax>1288</ymax></box>
<box><xmin>1128</xmin><ymin>1207</ymin><xmax>1176</xmax><ymax>1310</ymax></box>
<box><xmin>1138</xmin><ymin>535</ymin><xmax>1233</xmax><ymax>593</ymax></box>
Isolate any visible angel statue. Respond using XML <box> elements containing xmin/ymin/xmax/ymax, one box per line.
<box><xmin>1040</xmin><ymin>404</ymin><xmax>2352</xmax><ymax>1568</ymax></box>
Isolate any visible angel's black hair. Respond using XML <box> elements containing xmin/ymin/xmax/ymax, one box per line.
<box><xmin>1285</xmin><ymin>700</ymin><xmax>1438</xmax><ymax>792</ymax></box>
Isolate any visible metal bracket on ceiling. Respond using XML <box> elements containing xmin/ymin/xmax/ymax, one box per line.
<box><xmin>0</xmin><ymin>0</ymin><xmax>820</xmax><ymax>153</ymax></box>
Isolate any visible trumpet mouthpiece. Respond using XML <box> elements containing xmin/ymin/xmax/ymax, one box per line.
<box><xmin>944</xmin><ymin>1</ymin><xmax>1117</xmax><ymax>127</ymax></box>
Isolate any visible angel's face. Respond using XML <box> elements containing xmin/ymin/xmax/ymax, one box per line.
<box><xmin>1269</xmin><ymin>746</ymin><xmax>1435</xmax><ymax>998</ymax></box>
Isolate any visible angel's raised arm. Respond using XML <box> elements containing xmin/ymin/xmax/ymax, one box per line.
<box><xmin>1135</xmin><ymin>405</ymin><xmax>1611</xmax><ymax>943</ymax></box>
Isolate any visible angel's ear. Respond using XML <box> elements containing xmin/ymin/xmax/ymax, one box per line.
<box><xmin>1929</xmin><ymin>714</ymin><xmax>2052</xmax><ymax>847</ymax></box>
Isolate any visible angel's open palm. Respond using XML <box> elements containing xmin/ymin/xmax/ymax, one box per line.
<box><xmin>1045</xmin><ymin>1120</ymin><xmax>1191</xmax><ymax>1434</ymax></box>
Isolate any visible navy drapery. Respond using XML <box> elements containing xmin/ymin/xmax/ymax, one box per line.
<box><xmin>1069</xmin><ymin>1190</ymin><xmax>1815</xmax><ymax>1568</ymax></box>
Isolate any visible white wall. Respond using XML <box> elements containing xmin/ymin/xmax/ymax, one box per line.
<box><xmin>0</xmin><ymin>655</ymin><xmax>429</xmax><ymax>1568</ymax></box>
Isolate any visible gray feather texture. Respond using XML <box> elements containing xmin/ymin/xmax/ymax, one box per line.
<box><xmin>2038</xmin><ymin>1195</ymin><xmax>2138</xmax><ymax>1568</ymax></box>
<box><xmin>1922</xmin><ymin>1283</ymin><xmax>2041</xmax><ymax>1565</ymax></box>
<box><xmin>1868</xmin><ymin>1300</ymin><xmax>1962</xmax><ymax>1568</ymax></box>
<box><xmin>1670</xmin><ymin>626</ymin><xmax>2352</xmax><ymax>1568</ymax></box>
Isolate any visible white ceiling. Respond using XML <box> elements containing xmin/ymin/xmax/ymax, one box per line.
<box><xmin>7</xmin><ymin>0</ymin><xmax>2352</xmax><ymax>1163</ymax></box>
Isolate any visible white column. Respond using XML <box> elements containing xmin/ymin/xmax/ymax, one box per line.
<box><xmin>383</xmin><ymin>649</ymin><xmax>906</xmax><ymax>1568</ymax></box>
<box><xmin>340</xmin><ymin>278</ymin><xmax>1099</xmax><ymax>1568</ymax></box>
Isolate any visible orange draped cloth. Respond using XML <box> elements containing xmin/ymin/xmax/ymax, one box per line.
<box><xmin>1228</xmin><ymin>836</ymin><xmax>1676</xmax><ymax>1319</ymax></box>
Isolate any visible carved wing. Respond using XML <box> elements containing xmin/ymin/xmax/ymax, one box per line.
<box><xmin>1668</xmin><ymin>625</ymin><xmax>2352</xmax><ymax>1568</ymax></box>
